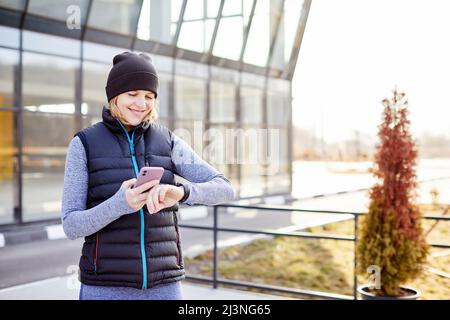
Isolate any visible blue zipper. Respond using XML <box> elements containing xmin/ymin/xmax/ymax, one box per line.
<box><xmin>116</xmin><ymin>120</ymin><xmax>148</xmax><ymax>289</ymax></box>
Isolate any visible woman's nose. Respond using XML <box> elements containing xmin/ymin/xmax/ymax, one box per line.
<box><xmin>134</xmin><ymin>97</ymin><xmax>146</xmax><ymax>108</ymax></box>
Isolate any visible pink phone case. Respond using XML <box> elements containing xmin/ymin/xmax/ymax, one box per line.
<box><xmin>133</xmin><ymin>166</ymin><xmax>164</xmax><ymax>189</ymax></box>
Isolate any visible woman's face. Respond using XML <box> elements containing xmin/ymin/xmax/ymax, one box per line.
<box><xmin>115</xmin><ymin>90</ymin><xmax>155</xmax><ymax>128</ymax></box>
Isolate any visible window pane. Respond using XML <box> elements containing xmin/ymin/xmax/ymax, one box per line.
<box><xmin>28</xmin><ymin>0</ymin><xmax>89</xmax><ymax>24</ymax></box>
<box><xmin>240</xmin><ymin>163</ymin><xmax>264</xmax><ymax>197</ymax></box>
<box><xmin>22</xmin><ymin>114</ymin><xmax>76</xmax><ymax>222</ymax></box>
<box><xmin>178</xmin><ymin>19</ymin><xmax>215</xmax><ymax>52</ymax></box>
<box><xmin>213</xmin><ymin>16</ymin><xmax>244</xmax><ymax>60</ymax></box>
<box><xmin>267</xmin><ymin>92</ymin><xmax>290</xmax><ymax>127</ymax></box>
<box><xmin>83</xmin><ymin>41</ymin><xmax>130</xmax><ymax>63</ymax></box>
<box><xmin>266</xmin><ymin>128</ymin><xmax>289</xmax><ymax>193</ymax></box>
<box><xmin>23</xmin><ymin>30</ymin><xmax>81</xmax><ymax>58</ymax></box>
<box><xmin>175</xmin><ymin>76</ymin><xmax>205</xmax><ymax>121</ymax></box>
<box><xmin>210</xmin><ymin>81</ymin><xmax>235</xmax><ymax>123</ymax></box>
<box><xmin>137</xmin><ymin>0</ymin><xmax>181</xmax><ymax>43</ymax></box>
<box><xmin>178</xmin><ymin>0</ymin><xmax>219</xmax><ymax>53</ymax></box>
<box><xmin>0</xmin><ymin>0</ymin><xmax>27</xmax><ymax>11</ymax></box>
<box><xmin>240</xmin><ymin>124</ymin><xmax>265</xmax><ymax>198</ymax></box>
<box><xmin>207</xmin><ymin>0</ymin><xmax>221</xmax><ymax>18</ymax></box>
<box><xmin>155</xmin><ymin>73</ymin><xmax>171</xmax><ymax>120</ymax></box>
<box><xmin>23</xmin><ymin>151</ymin><xmax>65</xmax><ymax>221</ymax></box>
<box><xmin>173</xmin><ymin>120</ymin><xmax>204</xmax><ymax>156</ymax></box>
<box><xmin>241</xmin><ymin>87</ymin><xmax>263</xmax><ymax>125</ymax></box>
<box><xmin>88</xmin><ymin>0</ymin><xmax>142</xmax><ymax>35</ymax></box>
<box><xmin>0</xmin><ymin>25</ymin><xmax>20</xmax><ymax>48</ymax></box>
<box><xmin>0</xmin><ymin>48</ymin><xmax>18</xmax><ymax>109</ymax></box>
<box><xmin>0</xmin><ymin>110</ymin><xmax>17</xmax><ymax>224</ymax></box>
<box><xmin>23</xmin><ymin>53</ymin><xmax>78</xmax><ymax>113</ymax></box>
<box><xmin>222</xmin><ymin>0</ymin><xmax>242</xmax><ymax>16</ymax></box>
<box><xmin>270</xmin><ymin>0</ymin><xmax>305</xmax><ymax>69</ymax></box>
<box><xmin>202</xmin><ymin>124</ymin><xmax>240</xmax><ymax>189</ymax></box>
<box><xmin>82</xmin><ymin>60</ymin><xmax>109</xmax><ymax>118</ymax></box>
<box><xmin>184</xmin><ymin>0</ymin><xmax>204</xmax><ymax>20</ymax></box>
<box><xmin>243</xmin><ymin>0</ymin><xmax>270</xmax><ymax>66</ymax></box>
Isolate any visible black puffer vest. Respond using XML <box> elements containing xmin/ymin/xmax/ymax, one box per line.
<box><xmin>74</xmin><ymin>106</ymin><xmax>185</xmax><ymax>289</ymax></box>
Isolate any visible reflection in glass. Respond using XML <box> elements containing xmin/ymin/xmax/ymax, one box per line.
<box><xmin>0</xmin><ymin>48</ymin><xmax>18</xmax><ymax>109</ymax></box>
<box><xmin>267</xmin><ymin>91</ymin><xmax>289</xmax><ymax>127</ymax></box>
<box><xmin>88</xmin><ymin>0</ymin><xmax>142</xmax><ymax>35</ymax></box>
<box><xmin>23</xmin><ymin>53</ymin><xmax>78</xmax><ymax>112</ymax></box>
<box><xmin>83</xmin><ymin>60</ymin><xmax>109</xmax><ymax>119</ymax></box>
<box><xmin>23</xmin><ymin>30</ymin><xmax>81</xmax><ymax>58</ymax></box>
<box><xmin>28</xmin><ymin>0</ymin><xmax>90</xmax><ymax>23</ymax></box>
<box><xmin>22</xmin><ymin>154</ymin><xmax>66</xmax><ymax>222</ymax></box>
<box><xmin>0</xmin><ymin>0</ymin><xmax>27</xmax><ymax>11</ymax></box>
<box><xmin>0</xmin><ymin>110</ymin><xmax>16</xmax><ymax>224</ymax></box>
<box><xmin>0</xmin><ymin>26</ymin><xmax>20</xmax><ymax>49</ymax></box>
<box><xmin>175</xmin><ymin>76</ymin><xmax>205</xmax><ymax>121</ymax></box>
<box><xmin>83</xmin><ymin>42</ymin><xmax>130</xmax><ymax>63</ymax></box>
<box><xmin>174</xmin><ymin>120</ymin><xmax>204</xmax><ymax>156</ymax></box>
<box><xmin>210</xmin><ymin>81</ymin><xmax>235</xmax><ymax>123</ymax></box>
<box><xmin>22</xmin><ymin>113</ymin><xmax>76</xmax><ymax>222</ymax></box>
<box><xmin>241</xmin><ymin>87</ymin><xmax>263</xmax><ymax>125</ymax></box>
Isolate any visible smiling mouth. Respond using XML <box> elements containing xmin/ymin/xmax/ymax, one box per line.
<box><xmin>128</xmin><ymin>107</ymin><xmax>145</xmax><ymax>115</ymax></box>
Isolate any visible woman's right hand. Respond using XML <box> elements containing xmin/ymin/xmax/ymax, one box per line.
<box><xmin>120</xmin><ymin>178</ymin><xmax>159</xmax><ymax>212</ymax></box>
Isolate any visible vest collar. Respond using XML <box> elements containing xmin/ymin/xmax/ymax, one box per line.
<box><xmin>101</xmin><ymin>106</ymin><xmax>148</xmax><ymax>136</ymax></box>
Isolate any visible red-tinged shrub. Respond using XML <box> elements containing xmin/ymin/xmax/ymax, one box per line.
<box><xmin>356</xmin><ymin>88</ymin><xmax>428</xmax><ymax>296</ymax></box>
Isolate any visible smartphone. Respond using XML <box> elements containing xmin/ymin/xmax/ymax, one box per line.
<box><xmin>133</xmin><ymin>166</ymin><xmax>164</xmax><ymax>189</ymax></box>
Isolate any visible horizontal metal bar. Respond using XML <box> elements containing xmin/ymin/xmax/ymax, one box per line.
<box><xmin>424</xmin><ymin>215</ymin><xmax>450</xmax><ymax>221</ymax></box>
<box><xmin>215</xmin><ymin>203</ymin><xmax>450</xmax><ymax>221</ymax></box>
<box><xmin>185</xmin><ymin>275</ymin><xmax>353</xmax><ymax>300</ymax></box>
<box><xmin>216</xmin><ymin>203</ymin><xmax>365</xmax><ymax>216</ymax></box>
<box><xmin>430</xmin><ymin>243</ymin><xmax>450</xmax><ymax>249</ymax></box>
<box><xmin>178</xmin><ymin>224</ymin><xmax>355</xmax><ymax>241</ymax></box>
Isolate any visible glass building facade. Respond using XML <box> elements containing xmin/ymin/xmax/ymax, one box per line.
<box><xmin>0</xmin><ymin>0</ymin><xmax>311</xmax><ymax>225</ymax></box>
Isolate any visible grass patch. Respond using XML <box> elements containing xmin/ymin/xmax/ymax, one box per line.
<box><xmin>185</xmin><ymin>204</ymin><xmax>450</xmax><ymax>299</ymax></box>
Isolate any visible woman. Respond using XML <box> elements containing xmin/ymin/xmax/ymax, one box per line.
<box><xmin>61</xmin><ymin>52</ymin><xmax>235</xmax><ymax>300</ymax></box>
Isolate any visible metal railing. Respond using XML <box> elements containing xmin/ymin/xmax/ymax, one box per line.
<box><xmin>179</xmin><ymin>203</ymin><xmax>450</xmax><ymax>300</ymax></box>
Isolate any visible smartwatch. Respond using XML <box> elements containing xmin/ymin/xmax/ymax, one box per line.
<box><xmin>176</xmin><ymin>183</ymin><xmax>190</xmax><ymax>203</ymax></box>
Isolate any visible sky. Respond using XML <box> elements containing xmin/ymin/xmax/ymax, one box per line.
<box><xmin>292</xmin><ymin>0</ymin><xmax>450</xmax><ymax>143</ymax></box>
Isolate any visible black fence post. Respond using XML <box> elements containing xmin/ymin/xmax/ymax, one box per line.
<box><xmin>213</xmin><ymin>205</ymin><xmax>218</xmax><ymax>289</ymax></box>
<box><xmin>353</xmin><ymin>214</ymin><xmax>359</xmax><ymax>300</ymax></box>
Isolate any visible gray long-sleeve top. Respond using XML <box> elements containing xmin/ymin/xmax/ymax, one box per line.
<box><xmin>61</xmin><ymin>133</ymin><xmax>235</xmax><ymax>240</ymax></box>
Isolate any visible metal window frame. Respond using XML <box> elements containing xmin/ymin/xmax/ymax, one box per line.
<box><xmin>281</xmin><ymin>0</ymin><xmax>311</xmax><ymax>81</ymax></box>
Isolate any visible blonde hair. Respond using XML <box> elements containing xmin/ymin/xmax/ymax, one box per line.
<box><xmin>108</xmin><ymin>96</ymin><xmax>158</xmax><ymax>130</ymax></box>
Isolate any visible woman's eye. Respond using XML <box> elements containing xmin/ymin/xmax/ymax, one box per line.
<box><xmin>128</xmin><ymin>92</ymin><xmax>137</xmax><ymax>96</ymax></box>
<box><xmin>146</xmin><ymin>96</ymin><xmax>154</xmax><ymax>100</ymax></box>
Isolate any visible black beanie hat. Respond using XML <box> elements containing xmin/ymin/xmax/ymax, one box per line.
<box><xmin>105</xmin><ymin>51</ymin><xmax>159</xmax><ymax>102</ymax></box>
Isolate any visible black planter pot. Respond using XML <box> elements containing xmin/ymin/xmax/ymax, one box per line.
<box><xmin>357</xmin><ymin>284</ymin><xmax>421</xmax><ymax>300</ymax></box>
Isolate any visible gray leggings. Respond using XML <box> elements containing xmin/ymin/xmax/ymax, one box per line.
<box><xmin>79</xmin><ymin>281</ymin><xmax>183</xmax><ymax>300</ymax></box>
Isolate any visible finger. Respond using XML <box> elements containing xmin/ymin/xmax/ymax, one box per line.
<box><xmin>136</xmin><ymin>198</ymin><xmax>147</xmax><ymax>209</ymax></box>
<box><xmin>147</xmin><ymin>188</ymin><xmax>156</xmax><ymax>213</ymax></box>
<box><xmin>152</xmin><ymin>186</ymin><xmax>160</xmax><ymax>212</ymax></box>
<box><xmin>137</xmin><ymin>191</ymin><xmax>150</xmax><ymax>203</ymax></box>
<box><xmin>134</xmin><ymin>179</ymin><xmax>159</xmax><ymax>194</ymax></box>
<box><xmin>122</xmin><ymin>178</ymin><xmax>137</xmax><ymax>189</ymax></box>
<box><xmin>159</xmin><ymin>185</ymin><xmax>169</xmax><ymax>203</ymax></box>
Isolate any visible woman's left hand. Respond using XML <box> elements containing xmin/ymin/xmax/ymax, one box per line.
<box><xmin>146</xmin><ymin>184</ymin><xmax>184</xmax><ymax>214</ymax></box>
